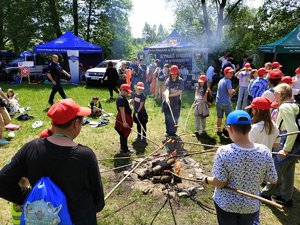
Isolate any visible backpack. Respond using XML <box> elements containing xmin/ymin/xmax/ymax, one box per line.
<box><xmin>157</xmin><ymin>70</ymin><xmax>165</xmax><ymax>81</ymax></box>
<box><xmin>20</xmin><ymin>177</ymin><xmax>73</xmax><ymax>225</ymax></box>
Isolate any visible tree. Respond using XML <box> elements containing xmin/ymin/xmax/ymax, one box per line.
<box><xmin>142</xmin><ymin>23</ymin><xmax>157</xmax><ymax>43</ymax></box>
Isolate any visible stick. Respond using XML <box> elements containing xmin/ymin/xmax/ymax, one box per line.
<box><xmin>166</xmin><ymin>102</ymin><xmax>178</xmax><ymax>128</ymax></box>
<box><xmin>101</xmin><ymin>109</ymin><xmax>160</xmax><ymax>148</ymax></box>
<box><xmin>278</xmin><ymin>130</ymin><xmax>300</xmax><ymax>137</ymax></box>
<box><xmin>100</xmin><ymin>164</ymin><xmax>132</xmax><ymax>173</ymax></box>
<box><xmin>184</xmin><ymin>99</ymin><xmax>197</xmax><ymax>133</ymax></box>
<box><xmin>178</xmin><ymin>141</ymin><xmax>221</xmax><ymax>148</ymax></box>
<box><xmin>272</xmin><ymin>152</ymin><xmax>300</xmax><ymax>158</ymax></box>
<box><xmin>169</xmin><ymin>172</ymin><xmax>284</xmax><ymax>209</ymax></box>
<box><xmin>104</xmin><ymin>139</ymin><xmax>172</xmax><ymax>200</ymax></box>
<box><xmin>135</xmin><ymin>113</ymin><xmax>147</xmax><ymax>138</ymax></box>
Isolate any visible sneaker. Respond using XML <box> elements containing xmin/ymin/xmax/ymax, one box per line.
<box><xmin>135</xmin><ymin>135</ymin><xmax>141</xmax><ymax>141</ymax></box>
<box><xmin>142</xmin><ymin>137</ymin><xmax>147</xmax><ymax>143</ymax></box>
<box><xmin>222</xmin><ymin>128</ymin><xmax>229</xmax><ymax>137</ymax></box>
<box><xmin>0</xmin><ymin>139</ymin><xmax>10</xmax><ymax>145</ymax></box>
<box><xmin>272</xmin><ymin>196</ymin><xmax>293</xmax><ymax>207</ymax></box>
<box><xmin>202</xmin><ymin>131</ymin><xmax>207</xmax><ymax>135</ymax></box>
<box><xmin>164</xmin><ymin>133</ymin><xmax>169</xmax><ymax>137</ymax></box>
<box><xmin>260</xmin><ymin>194</ymin><xmax>271</xmax><ymax>200</ymax></box>
<box><xmin>217</xmin><ymin>131</ymin><xmax>222</xmax><ymax>136</ymax></box>
<box><xmin>128</xmin><ymin>148</ymin><xmax>134</xmax><ymax>153</ymax></box>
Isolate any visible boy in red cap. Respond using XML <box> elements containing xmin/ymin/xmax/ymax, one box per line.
<box><xmin>262</xmin><ymin>69</ymin><xmax>283</xmax><ymax>102</ymax></box>
<box><xmin>115</xmin><ymin>84</ymin><xmax>133</xmax><ymax>153</ymax></box>
<box><xmin>216</xmin><ymin>67</ymin><xmax>235</xmax><ymax>136</ymax></box>
<box><xmin>0</xmin><ymin>98</ymin><xmax>105</xmax><ymax>224</ymax></box>
<box><xmin>131</xmin><ymin>82</ymin><xmax>148</xmax><ymax>143</ymax></box>
<box><xmin>251</xmin><ymin>68</ymin><xmax>269</xmax><ymax>98</ymax></box>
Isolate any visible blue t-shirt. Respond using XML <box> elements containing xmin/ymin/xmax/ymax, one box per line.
<box><xmin>130</xmin><ymin>64</ymin><xmax>139</xmax><ymax>76</ymax></box>
<box><xmin>251</xmin><ymin>78</ymin><xmax>269</xmax><ymax>98</ymax></box>
<box><xmin>165</xmin><ymin>77</ymin><xmax>184</xmax><ymax>103</ymax></box>
<box><xmin>216</xmin><ymin>77</ymin><xmax>232</xmax><ymax>105</ymax></box>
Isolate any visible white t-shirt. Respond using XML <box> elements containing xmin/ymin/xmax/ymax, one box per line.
<box><xmin>293</xmin><ymin>76</ymin><xmax>300</xmax><ymax>89</ymax></box>
<box><xmin>206</xmin><ymin>66</ymin><xmax>215</xmax><ymax>82</ymax></box>
<box><xmin>249</xmin><ymin>121</ymin><xmax>279</xmax><ymax>150</ymax></box>
<box><xmin>262</xmin><ymin>89</ymin><xmax>275</xmax><ymax>102</ymax></box>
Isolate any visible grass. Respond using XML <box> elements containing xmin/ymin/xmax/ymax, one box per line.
<box><xmin>0</xmin><ymin>82</ymin><xmax>299</xmax><ymax>224</ymax></box>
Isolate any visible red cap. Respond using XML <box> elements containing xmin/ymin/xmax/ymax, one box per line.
<box><xmin>136</xmin><ymin>82</ymin><xmax>144</xmax><ymax>90</ymax></box>
<box><xmin>120</xmin><ymin>83</ymin><xmax>132</xmax><ymax>93</ymax></box>
<box><xmin>170</xmin><ymin>65</ymin><xmax>179</xmax><ymax>75</ymax></box>
<box><xmin>272</xmin><ymin>61</ymin><xmax>282</xmax><ymax>68</ymax></box>
<box><xmin>295</xmin><ymin>67</ymin><xmax>300</xmax><ymax>74</ymax></box>
<box><xmin>281</xmin><ymin>76</ymin><xmax>295</xmax><ymax>84</ymax></box>
<box><xmin>224</xmin><ymin>67</ymin><xmax>234</xmax><ymax>74</ymax></box>
<box><xmin>257</xmin><ymin>68</ymin><xmax>267</xmax><ymax>76</ymax></box>
<box><xmin>47</xmin><ymin>99</ymin><xmax>91</xmax><ymax>125</ymax></box>
<box><xmin>198</xmin><ymin>75</ymin><xmax>207</xmax><ymax>83</ymax></box>
<box><xmin>244</xmin><ymin>63</ymin><xmax>252</xmax><ymax>69</ymax></box>
<box><xmin>269</xmin><ymin>69</ymin><xmax>283</xmax><ymax>79</ymax></box>
<box><xmin>245</xmin><ymin>97</ymin><xmax>275</xmax><ymax>110</ymax></box>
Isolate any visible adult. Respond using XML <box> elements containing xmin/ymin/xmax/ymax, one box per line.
<box><xmin>129</xmin><ymin>58</ymin><xmax>139</xmax><ymax>91</ymax></box>
<box><xmin>251</xmin><ymin>68</ymin><xmax>269</xmax><ymax>99</ymax></box>
<box><xmin>179</xmin><ymin>65</ymin><xmax>189</xmax><ymax>83</ymax></box>
<box><xmin>206</xmin><ymin>60</ymin><xmax>216</xmax><ymax>89</ymax></box>
<box><xmin>103</xmin><ymin>61</ymin><xmax>119</xmax><ymax>99</ymax></box>
<box><xmin>155</xmin><ymin>64</ymin><xmax>169</xmax><ymax>102</ymax></box>
<box><xmin>261</xmin><ymin>83</ymin><xmax>299</xmax><ymax>207</ymax></box>
<box><xmin>0</xmin><ymin>87</ymin><xmax>11</xmax><ymax>144</ymax></box>
<box><xmin>162</xmin><ymin>65</ymin><xmax>184</xmax><ymax>137</ymax></box>
<box><xmin>216</xmin><ymin>67</ymin><xmax>235</xmax><ymax>136</ymax></box>
<box><xmin>147</xmin><ymin>59</ymin><xmax>157</xmax><ymax>93</ymax></box>
<box><xmin>235</xmin><ymin>63</ymin><xmax>251</xmax><ymax>110</ymax></box>
<box><xmin>118</xmin><ymin>61</ymin><xmax>127</xmax><ymax>86</ymax></box>
<box><xmin>0</xmin><ymin>99</ymin><xmax>105</xmax><ymax>224</ymax></box>
<box><xmin>138</xmin><ymin>59</ymin><xmax>147</xmax><ymax>87</ymax></box>
<box><xmin>153</xmin><ymin>60</ymin><xmax>163</xmax><ymax>99</ymax></box>
<box><xmin>47</xmin><ymin>54</ymin><xmax>71</xmax><ymax>105</ymax></box>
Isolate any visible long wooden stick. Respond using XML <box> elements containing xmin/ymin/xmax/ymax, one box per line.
<box><xmin>169</xmin><ymin>172</ymin><xmax>283</xmax><ymax>209</ymax></box>
<box><xmin>104</xmin><ymin>139</ymin><xmax>172</xmax><ymax>200</ymax></box>
<box><xmin>184</xmin><ymin>99</ymin><xmax>197</xmax><ymax>133</ymax></box>
<box><xmin>101</xmin><ymin>109</ymin><xmax>160</xmax><ymax>148</ymax></box>
<box><xmin>272</xmin><ymin>152</ymin><xmax>300</xmax><ymax>157</ymax></box>
<box><xmin>278</xmin><ymin>130</ymin><xmax>300</xmax><ymax>137</ymax></box>
<box><xmin>178</xmin><ymin>141</ymin><xmax>221</xmax><ymax>148</ymax></box>
<box><xmin>166</xmin><ymin>102</ymin><xmax>178</xmax><ymax>127</ymax></box>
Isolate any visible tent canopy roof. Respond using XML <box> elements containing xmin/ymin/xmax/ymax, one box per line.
<box><xmin>144</xmin><ymin>30</ymin><xmax>196</xmax><ymax>50</ymax></box>
<box><xmin>34</xmin><ymin>31</ymin><xmax>102</xmax><ymax>54</ymax></box>
<box><xmin>258</xmin><ymin>24</ymin><xmax>300</xmax><ymax>53</ymax></box>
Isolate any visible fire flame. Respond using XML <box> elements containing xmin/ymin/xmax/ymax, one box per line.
<box><xmin>174</xmin><ymin>160</ymin><xmax>181</xmax><ymax>174</ymax></box>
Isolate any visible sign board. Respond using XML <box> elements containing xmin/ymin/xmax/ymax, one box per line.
<box><xmin>18</xmin><ymin>61</ymin><xmax>34</xmax><ymax>67</ymax></box>
<box><xmin>21</xmin><ymin>67</ymin><xmax>30</xmax><ymax>76</ymax></box>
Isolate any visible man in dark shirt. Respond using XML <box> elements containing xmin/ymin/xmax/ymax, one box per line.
<box><xmin>114</xmin><ymin>84</ymin><xmax>133</xmax><ymax>154</ymax></box>
<box><xmin>47</xmin><ymin>54</ymin><xmax>71</xmax><ymax>105</ymax></box>
<box><xmin>0</xmin><ymin>99</ymin><xmax>105</xmax><ymax>224</ymax></box>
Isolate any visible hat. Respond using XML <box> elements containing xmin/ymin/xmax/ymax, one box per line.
<box><xmin>281</xmin><ymin>76</ymin><xmax>295</xmax><ymax>84</ymax></box>
<box><xmin>136</xmin><ymin>82</ymin><xmax>144</xmax><ymax>90</ymax></box>
<box><xmin>226</xmin><ymin>110</ymin><xmax>251</xmax><ymax>125</ymax></box>
<box><xmin>244</xmin><ymin>63</ymin><xmax>252</xmax><ymax>70</ymax></box>
<box><xmin>120</xmin><ymin>84</ymin><xmax>132</xmax><ymax>93</ymax></box>
<box><xmin>47</xmin><ymin>99</ymin><xmax>91</xmax><ymax>125</ymax></box>
<box><xmin>269</xmin><ymin>69</ymin><xmax>283</xmax><ymax>79</ymax></box>
<box><xmin>224</xmin><ymin>67</ymin><xmax>234</xmax><ymax>74</ymax></box>
<box><xmin>257</xmin><ymin>68</ymin><xmax>267</xmax><ymax>76</ymax></box>
<box><xmin>198</xmin><ymin>75</ymin><xmax>207</xmax><ymax>83</ymax></box>
<box><xmin>245</xmin><ymin>97</ymin><xmax>275</xmax><ymax>110</ymax></box>
<box><xmin>272</xmin><ymin>62</ymin><xmax>282</xmax><ymax>68</ymax></box>
<box><xmin>170</xmin><ymin>65</ymin><xmax>179</xmax><ymax>75</ymax></box>
<box><xmin>295</xmin><ymin>67</ymin><xmax>300</xmax><ymax>74</ymax></box>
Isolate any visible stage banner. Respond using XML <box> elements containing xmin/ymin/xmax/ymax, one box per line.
<box><xmin>67</xmin><ymin>50</ymin><xmax>79</xmax><ymax>84</ymax></box>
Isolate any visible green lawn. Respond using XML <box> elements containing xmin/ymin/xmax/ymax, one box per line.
<box><xmin>0</xmin><ymin>82</ymin><xmax>299</xmax><ymax>225</ymax></box>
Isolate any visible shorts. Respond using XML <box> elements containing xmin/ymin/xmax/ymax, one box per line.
<box><xmin>216</xmin><ymin>104</ymin><xmax>232</xmax><ymax>119</ymax></box>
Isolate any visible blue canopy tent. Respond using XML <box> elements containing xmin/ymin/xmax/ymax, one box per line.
<box><xmin>144</xmin><ymin>30</ymin><xmax>208</xmax><ymax>75</ymax></box>
<box><xmin>34</xmin><ymin>31</ymin><xmax>103</xmax><ymax>84</ymax></box>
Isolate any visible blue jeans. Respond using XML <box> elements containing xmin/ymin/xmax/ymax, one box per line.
<box><xmin>236</xmin><ymin>86</ymin><xmax>249</xmax><ymax>110</ymax></box>
<box><xmin>162</xmin><ymin>100</ymin><xmax>181</xmax><ymax>135</ymax></box>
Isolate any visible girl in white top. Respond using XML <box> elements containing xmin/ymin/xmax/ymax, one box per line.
<box><xmin>245</xmin><ymin>97</ymin><xmax>279</xmax><ymax>150</ymax></box>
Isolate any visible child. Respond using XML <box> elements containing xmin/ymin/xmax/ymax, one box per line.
<box><xmin>90</xmin><ymin>96</ymin><xmax>102</xmax><ymax>117</ymax></box>
<box><xmin>131</xmin><ymin>82</ymin><xmax>148</xmax><ymax>143</ymax></box>
<box><xmin>194</xmin><ymin>75</ymin><xmax>210</xmax><ymax>135</ymax></box>
<box><xmin>202</xmin><ymin>110</ymin><xmax>277</xmax><ymax>225</ymax></box>
<box><xmin>245</xmin><ymin>97</ymin><xmax>279</xmax><ymax>150</ymax></box>
<box><xmin>293</xmin><ymin>67</ymin><xmax>300</xmax><ymax>102</ymax></box>
<box><xmin>7</xmin><ymin>89</ymin><xmax>19</xmax><ymax>116</ymax></box>
<box><xmin>114</xmin><ymin>84</ymin><xmax>133</xmax><ymax>154</ymax></box>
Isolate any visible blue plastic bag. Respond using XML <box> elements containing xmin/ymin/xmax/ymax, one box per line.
<box><xmin>20</xmin><ymin>177</ymin><xmax>73</xmax><ymax>225</ymax></box>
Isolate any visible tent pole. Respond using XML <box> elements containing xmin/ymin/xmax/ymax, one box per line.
<box><xmin>273</xmin><ymin>53</ymin><xmax>277</xmax><ymax>61</ymax></box>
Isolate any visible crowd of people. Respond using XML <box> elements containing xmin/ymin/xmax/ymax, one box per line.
<box><xmin>0</xmin><ymin>52</ymin><xmax>299</xmax><ymax>225</ymax></box>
